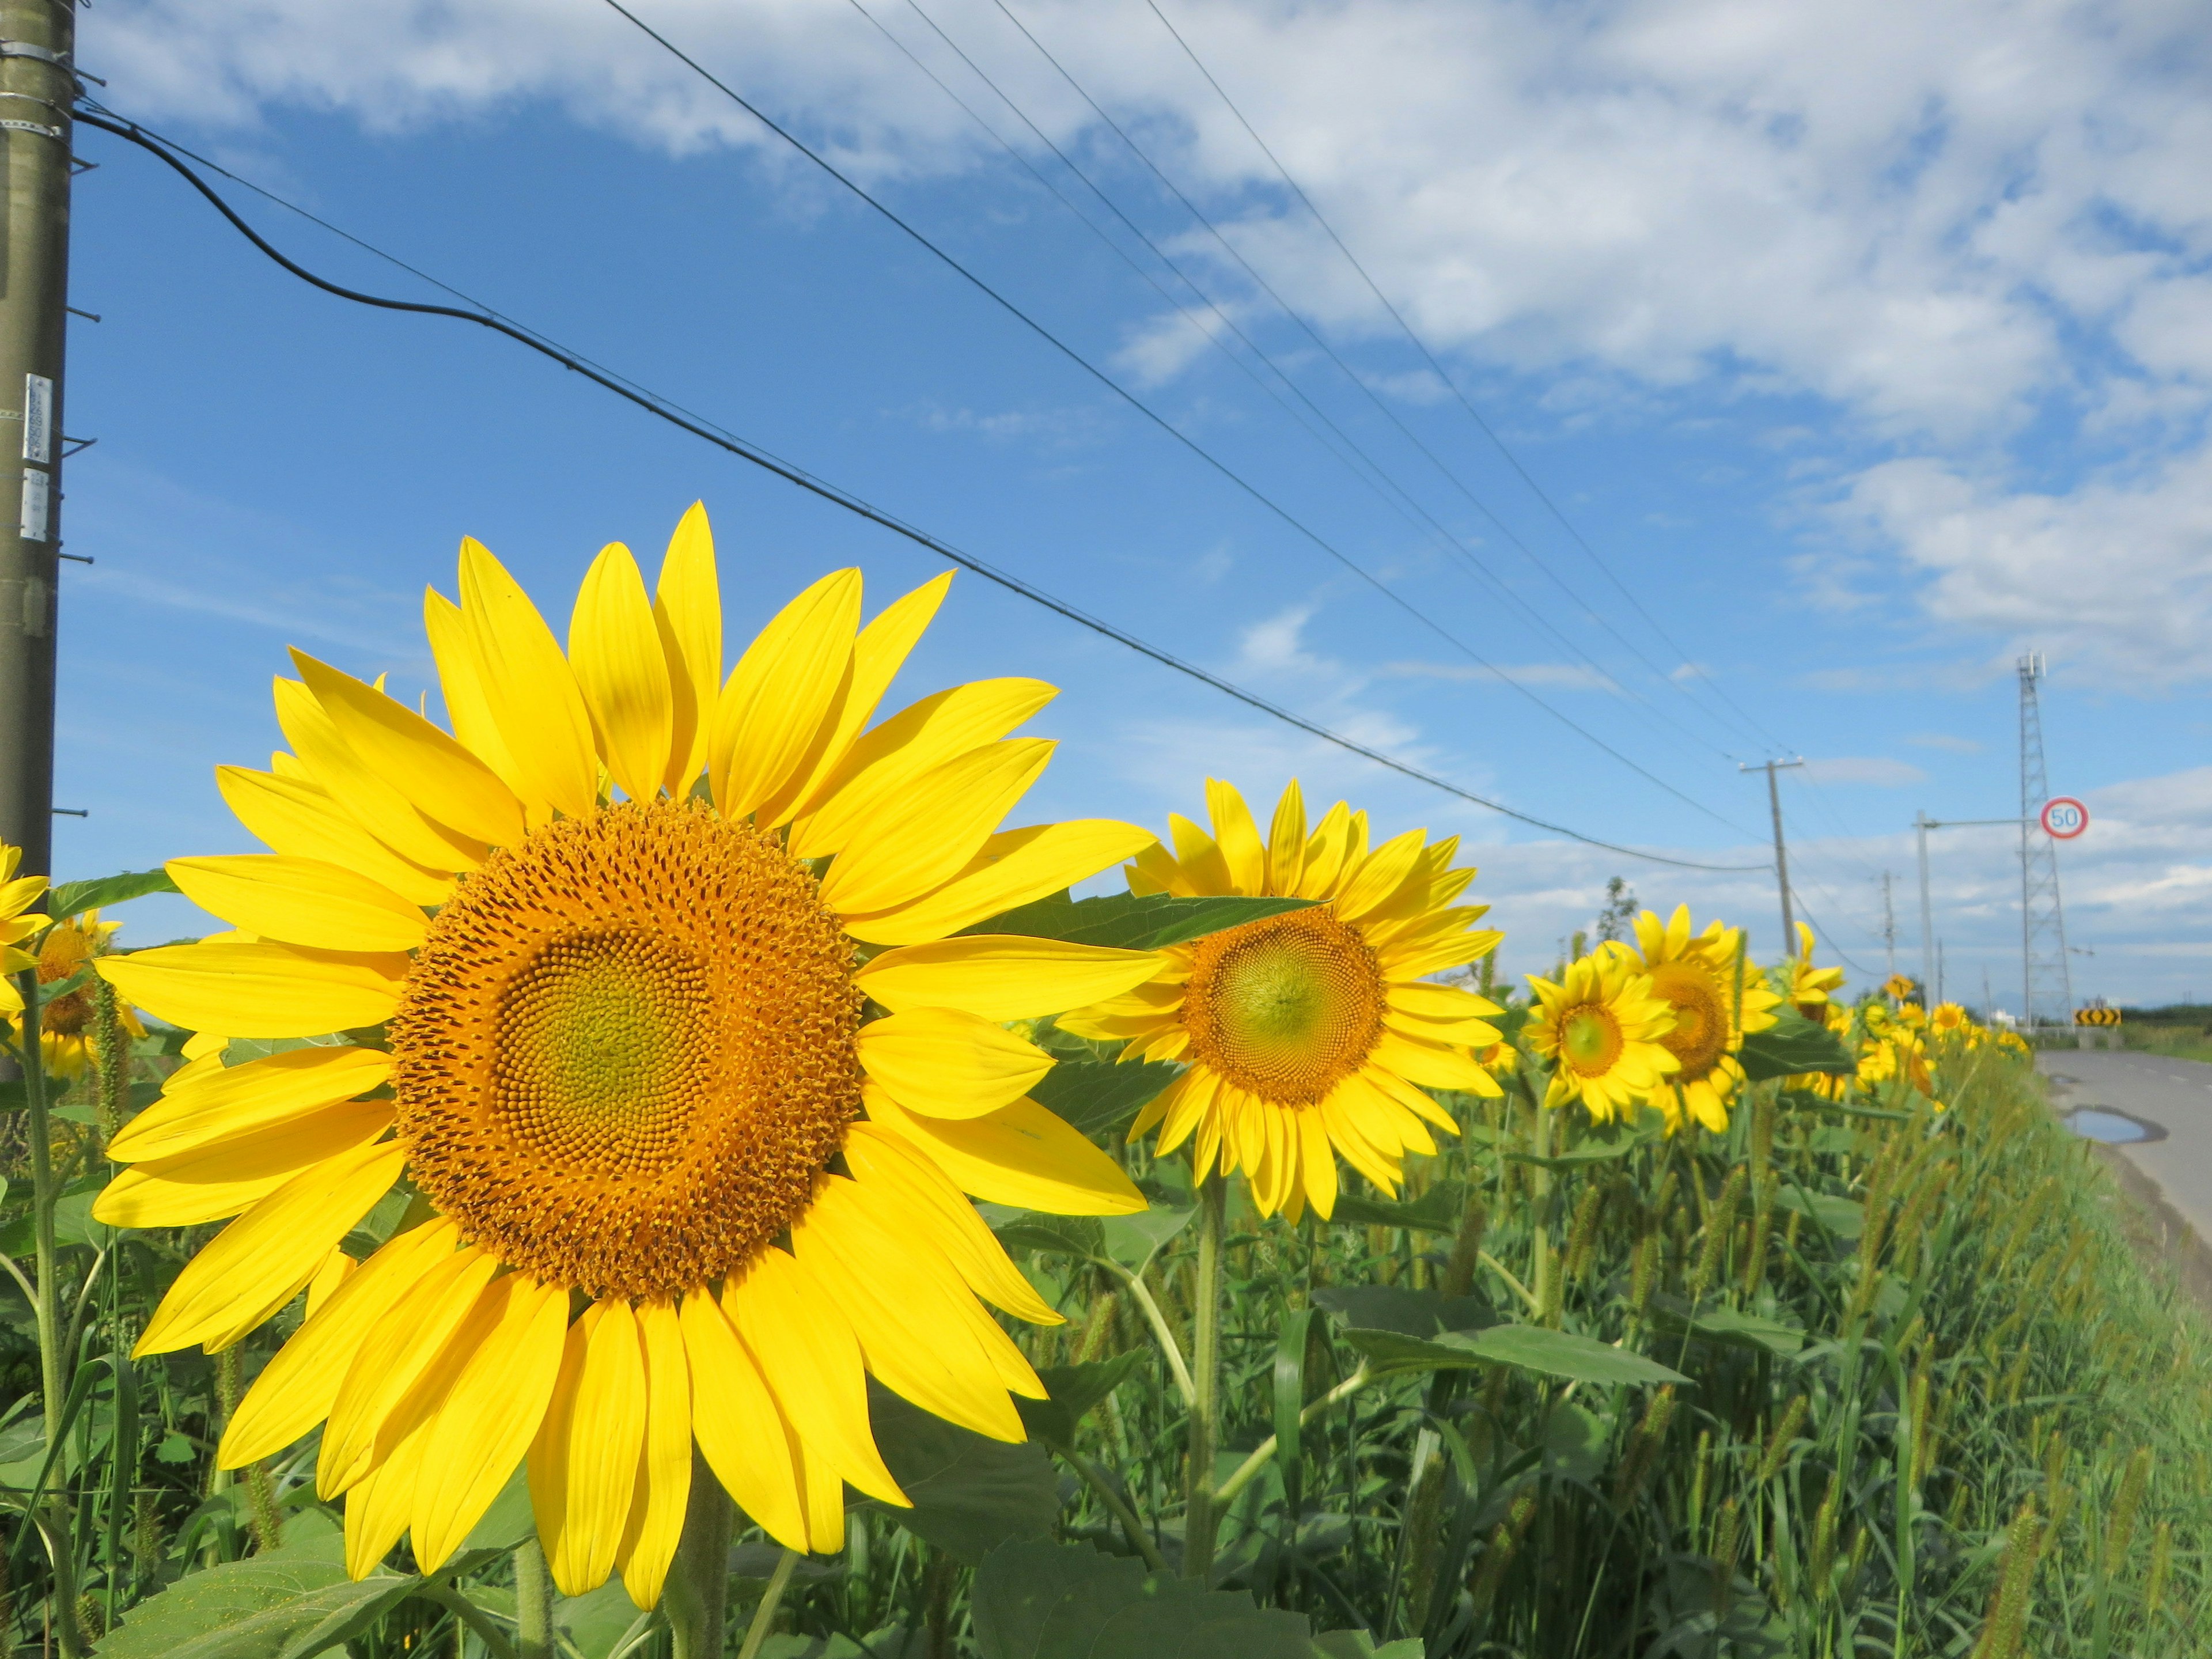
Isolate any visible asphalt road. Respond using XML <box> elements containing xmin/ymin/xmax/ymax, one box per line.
<box><xmin>2038</xmin><ymin>1048</ymin><xmax>2212</xmax><ymax>1244</ymax></box>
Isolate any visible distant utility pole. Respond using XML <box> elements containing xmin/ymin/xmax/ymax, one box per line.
<box><xmin>0</xmin><ymin>0</ymin><xmax>76</xmax><ymax>879</ymax></box>
<box><xmin>1741</xmin><ymin>758</ymin><xmax>1804</xmax><ymax>957</ymax></box>
<box><xmin>1880</xmin><ymin>872</ymin><xmax>1896</xmax><ymax>981</ymax></box>
<box><xmin>2017</xmin><ymin>654</ymin><xmax>2074</xmax><ymax>1027</ymax></box>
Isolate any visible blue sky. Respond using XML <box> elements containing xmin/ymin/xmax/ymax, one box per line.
<box><xmin>55</xmin><ymin>0</ymin><xmax>2212</xmax><ymax>1010</ymax></box>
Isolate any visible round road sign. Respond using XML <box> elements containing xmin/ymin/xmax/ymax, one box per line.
<box><xmin>2040</xmin><ymin>796</ymin><xmax>2089</xmax><ymax>839</ymax></box>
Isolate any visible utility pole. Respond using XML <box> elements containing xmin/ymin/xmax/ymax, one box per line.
<box><xmin>1880</xmin><ymin>872</ymin><xmax>1896</xmax><ymax>981</ymax></box>
<box><xmin>2017</xmin><ymin>654</ymin><xmax>2074</xmax><ymax>1028</ymax></box>
<box><xmin>1915</xmin><ymin>811</ymin><xmax>1934</xmax><ymax>1003</ymax></box>
<box><xmin>0</xmin><ymin>0</ymin><xmax>75</xmax><ymax>879</ymax></box>
<box><xmin>1741</xmin><ymin>758</ymin><xmax>1805</xmax><ymax>958</ymax></box>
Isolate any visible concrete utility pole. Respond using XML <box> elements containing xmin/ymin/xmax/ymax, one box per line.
<box><xmin>0</xmin><ymin>0</ymin><xmax>74</xmax><ymax>880</ymax></box>
<box><xmin>1741</xmin><ymin>758</ymin><xmax>1804</xmax><ymax>958</ymax></box>
<box><xmin>1880</xmin><ymin>872</ymin><xmax>1896</xmax><ymax>981</ymax></box>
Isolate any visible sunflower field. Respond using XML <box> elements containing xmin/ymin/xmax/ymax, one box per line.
<box><xmin>2</xmin><ymin>508</ymin><xmax>2209</xmax><ymax>1659</ymax></box>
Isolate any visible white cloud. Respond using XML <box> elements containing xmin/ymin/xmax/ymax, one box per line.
<box><xmin>1380</xmin><ymin>659</ymin><xmax>1620</xmax><ymax>692</ymax></box>
<box><xmin>1801</xmin><ymin>756</ymin><xmax>1927</xmax><ymax>787</ymax></box>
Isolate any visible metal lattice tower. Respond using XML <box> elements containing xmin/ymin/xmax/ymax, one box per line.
<box><xmin>2017</xmin><ymin>654</ymin><xmax>2075</xmax><ymax>1025</ymax></box>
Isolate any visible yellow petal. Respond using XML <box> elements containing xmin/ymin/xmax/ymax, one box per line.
<box><xmin>111</xmin><ymin>1045</ymin><xmax>393</xmax><ymax>1164</ymax></box>
<box><xmin>856</xmin><ymin>1007</ymin><xmax>1052</xmax><ymax>1120</ymax></box>
<box><xmin>862</xmin><ymin>1086</ymin><xmax>1144</xmax><ymax>1215</ymax></box>
<box><xmin>305</xmin><ymin>1248</ymin><xmax>356</xmax><ymax>1321</ymax></box>
<box><xmin>412</xmin><ymin>1274</ymin><xmax>570</xmax><ymax>1572</ymax></box>
<box><xmin>854</xmin><ymin>935</ymin><xmax>1161</xmax><ymax>1021</ymax></box>
<box><xmin>1297</xmin><ymin>1108</ymin><xmax>1337</xmax><ymax>1219</ymax></box>
<box><xmin>1386</xmin><ymin>981</ymin><xmax>1504</xmax><ymax>1022</ymax></box>
<box><xmin>1266</xmin><ymin>781</ymin><xmax>1307</xmax><ymax>895</ymax></box>
<box><xmin>842</xmin><ymin>1122</ymin><xmax>1061</xmax><ymax>1324</ymax></box>
<box><xmin>425</xmin><ymin>587</ymin><xmax>528</xmax><ymax>800</ymax></box>
<box><xmin>1333</xmin><ymin>830</ymin><xmax>1427</xmax><ymax>922</ymax></box>
<box><xmin>272</xmin><ymin>677</ymin><xmax>488</xmax><ymax>874</ymax></box>
<box><xmin>708</xmin><ymin>569</ymin><xmax>862</xmax><ymax>821</ymax></box>
<box><xmin>1370</xmin><ymin>1029</ymin><xmax>1487</xmax><ymax>1100</ymax></box>
<box><xmin>776</xmin><ymin>571</ymin><xmax>953</xmax><ymax>825</ymax></box>
<box><xmin>167</xmin><ymin>855</ymin><xmax>427</xmax><ymax>955</ymax></box>
<box><xmin>217</xmin><ymin>767</ymin><xmax>454</xmax><ymax>908</ymax></box>
<box><xmin>538</xmin><ymin>1300</ymin><xmax>647</xmax><ymax>1597</ymax></box>
<box><xmin>343</xmin><ymin>1419</ymin><xmax>427</xmax><ymax>1581</ymax></box>
<box><xmin>788</xmin><ymin>678</ymin><xmax>1056</xmax><ymax>859</ymax></box>
<box><xmin>1296</xmin><ymin>802</ymin><xmax>1355</xmax><ymax>898</ymax></box>
<box><xmin>135</xmin><ymin>1139</ymin><xmax>404</xmax><ymax>1357</ymax></box>
<box><xmin>1168</xmin><ymin>815</ymin><xmax>1233</xmax><ymax>895</ymax></box>
<box><xmin>570</xmin><ymin>543</ymin><xmax>675</xmax><ymax>804</ymax></box>
<box><xmin>220</xmin><ymin>1219</ymin><xmax>460</xmax><ymax>1468</ymax></box>
<box><xmin>94</xmin><ymin>1103</ymin><xmax>393</xmax><ymax>1225</ymax></box>
<box><xmin>460</xmin><ymin>537</ymin><xmax>601</xmax><ymax>820</ymax></box>
<box><xmin>819</xmin><ymin>740</ymin><xmax>1052</xmax><ymax>919</ymax></box>
<box><xmin>615</xmin><ymin>1300</ymin><xmax>692</xmax><ymax>1610</ymax></box>
<box><xmin>724</xmin><ymin>1249</ymin><xmax>906</xmax><ymax>1506</ymax></box>
<box><xmin>653</xmin><ymin>503</ymin><xmax>724</xmax><ymax>799</ymax></box>
<box><xmin>1206</xmin><ymin>779</ymin><xmax>1267</xmax><ymax>894</ymax></box>
<box><xmin>841</xmin><ymin>819</ymin><xmax>1157</xmax><ymax>946</ymax></box>
<box><xmin>291</xmin><ymin>650</ymin><xmax>525</xmax><ymax>848</ymax></box>
<box><xmin>679</xmin><ymin>1285</ymin><xmax>806</xmax><ymax>1551</ymax></box>
<box><xmin>98</xmin><ymin>942</ymin><xmax>405</xmax><ymax>1040</ymax></box>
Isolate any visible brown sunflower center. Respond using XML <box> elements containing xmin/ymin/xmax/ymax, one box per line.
<box><xmin>1649</xmin><ymin>961</ymin><xmax>1729</xmax><ymax>1079</ymax></box>
<box><xmin>1560</xmin><ymin>1004</ymin><xmax>1624</xmax><ymax>1076</ymax></box>
<box><xmin>389</xmin><ymin>798</ymin><xmax>862</xmax><ymax>1300</ymax></box>
<box><xmin>1183</xmin><ymin>906</ymin><xmax>1382</xmax><ymax>1105</ymax></box>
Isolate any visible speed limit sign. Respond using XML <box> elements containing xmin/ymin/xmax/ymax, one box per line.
<box><xmin>2040</xmin><ymin>796</ymin><xmax>2089</xmax><ymax>839</ymax></box>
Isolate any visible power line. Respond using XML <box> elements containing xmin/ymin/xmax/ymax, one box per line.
<box><xmin>1137</xmin><ymin>0</ymin><xmax>1793</xmax><ymax>757</ymax></box>
<box><xmin>72</xmin><ymin>106</ymin><xmax>1771</xmax><ymax>877</ymax></box>
<box><xmin>594</xmin><ymin>0</ymin><xmax>1755</xmax><ymax>834</ymax></box>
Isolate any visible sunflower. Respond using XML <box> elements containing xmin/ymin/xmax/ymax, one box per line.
<box><xmin>1058</xmin><ymin>778</ymin><xmax>1502</xmax><ymax>1221</ymax></box>
<box><xmin>96</xmin><ymin>506</ymin><xmax>1160</xmax><ymax>1601</ymax></box>
<box><xmin>1785</xmin><ymin>923</ymin><xmax>1846</xmax><ymax>1022</ymax></box>
<box><xmin>1930</xmin><ymin>1002</ymin><xmax>1968</xmax><ymax>1036</ymax></box>
<box><xmin>1525</xmin><ymin>951</ymin><xmax>1679</xmax><ymax>1125</ymax></box>
<box><xmin>16</xmin><ymin>910</ymin><xmax>145</xmax><ymax>1078</ymax></box>
<box><xmin>1605</xmin><ymin>905</ymin><xmax>1781</xmax><ymax>1134</ymax></box>
<box><xmin>0</xmin><ymin>843</ymin><xmax>47</xmax><ymax>1017</ymax></box>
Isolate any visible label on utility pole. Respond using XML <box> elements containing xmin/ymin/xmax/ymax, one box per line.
<box><xmin>21</xmin><ymin>374</ymin><xmax>50</xmax><ymax>464</ymax></box>
<box><xmin>18</xmin><ymin>467</ymin><xmax>48</xmax><ymax>541</ymax></box>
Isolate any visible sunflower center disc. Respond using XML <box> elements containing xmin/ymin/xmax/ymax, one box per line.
<box><xmin>1648</xmin><ymin>962</ymin><xmax>1727</xmax><ymax>1079</ymax></box>
<box><xmin>391</xmin><ymin>800</ymin><xmax>863</xmax><ymax>1300</ymax></box>
<box><xmin>1562</xmin><ymin>1005</ymin><xmax>1624</xmax><ymax>1075</ymax></box>
<box><xmin>1185</xmin><ymin>907</ymin><xmax>1382</xmax><ymax>1106</ymax></box>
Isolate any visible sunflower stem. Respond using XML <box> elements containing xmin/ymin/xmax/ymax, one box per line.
<box><xmin>735</xmin><ymin>1548</ymin><xmax>799</xmax><ymax>1659</ymax></box>
<box><xmin>1182</xmin><ymin>1174</ymin><xmax>1227</xmax><ymax>1581</ymax></box>
<box><xmin>513</xmin><ymin>1536</ymin><xmax>555</xmax><ymax>1659</ymax></box>
<box><xmin>1528</xmin><ymin>1098</ymin><xmax>1554</xmax><ymax>1322</ymax></box>
<box><xmin>666</xmin><ymin>1455</ymin><xmax>736</xmax><ymax>1659</ymax></box>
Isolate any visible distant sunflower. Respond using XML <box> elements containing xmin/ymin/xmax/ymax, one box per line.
<box><xmin>1785</xmin><ymin>923</ymin><xmax>1846</xmax><ymax>1021</ymax></box>
<box><xmin>1611</xmin><ymin>905</ymin><xmax>1781</xmax><ymax>1134</ymax></box>
<box><xmin>1930</xmin><ymin>1002</ymin><xmax>1968</xmax><ymax>1035</ymax></box>
<box><xmin>18</xmin><ymin>910</ymin><xmax>144</xmax><ymax>1078</ymax></box>
<box><xmin>97</xmin><ymin>506</ymin><xmax>1157</xmax><ymax>1600</ymax></box>
<box><xmin>1525</xmin><ymin>952</ymin><xmax>1679</xmax><ymax>1124</ymax></box>
<box><xmin>1059</xmin><ymin>778</ymin><xmax>1502</xmax><ymax>1221</ymax></box>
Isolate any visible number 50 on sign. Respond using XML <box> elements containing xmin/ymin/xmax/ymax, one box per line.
<box><xmin>2040</xmin><ymin>796</ymin><xmax>2089</xmax><ymax>839</ymax></box>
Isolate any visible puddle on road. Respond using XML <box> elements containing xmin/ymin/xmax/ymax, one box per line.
<box><xmin>2062</xmin><ymin>1108</ymin><xmax>2166</xmax><ymax>1144</ymax></box>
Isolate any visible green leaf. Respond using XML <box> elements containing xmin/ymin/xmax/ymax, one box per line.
<box><xmin>971</xmin><ymin>1538</ymin><xmax>1315</xmax><ymax>1659</ymax></box>
<box><xmin>1445</xmin><ymin>1324</ymin><xmax>1688</xmax><ymax>1388</ymax></box>
<box><xmin>1029</xmin><ymin>1058</ymin><xmax>1180</xmax><ymax>1141</ymax></box>
<box><xmin>1541</xmin><ymin>1403</ymin><xmax>1610</xmax><ymax>1486</ymax></box>
<box><xmin>1337</xmin><ymin>1328</ymin><xmax>1492</xmax><ymax>1381</ymax></box>
<box><xmin>1311</xmin><ymin>1285</ymin><xmax>1494</xmax><ymax>1340</ymax></box>
<box><xmin>1099</xmin><ymin>1202</ymin><xmax>1195</xmax><ymax>1274</ymax></box>
<box><xmin>867</xmin><ymin>1387</ymin><xmax>1058</xmax><ymax>1566</ymax></box>
<box><xmin>1312</xmin><ymin>1635</ymin><xmax>1423</xmax><ymax>1659</ymax></box>
<box><xmin>965</xmin><ymin>892</ymin><xmax>1319</xmax><ymax>952</ymax></box>
<box><xmin>1770</xmin><ymin>1185</ymin><xmax>1864</xmax><ymax>1241</ymax></box>
<box><xmin>556</xmin><ymin>1579</ymin><xmax>654</xmax><ymax>1659</ymax></box>
<box><xmin>1017</xmin><ymin>1351</ymin><xmax>1148</xmax><ymax>1446</ymax></box>
<box><xmin>93</xmin><ymin>1537</ymin><xmax>419</xmax><ymax>1659</ymax></box>
<box><xmin>1739</xmin><ymin>1012</ymin><xmax>1854</xmax><ymax>1081</ymax></box>
<box><xmin>47</xmin><ymin>869</ymin><xmax>181</xmax><ymax>922</ymax></box>
<box><xmin>991</xmin><ymin>1213</ymin><xmax>1105</xmax><ymax>1260</ymax></box>
<box><xmin>1647</xmin><ymin>1298</ymin><xmax>1806</xmax><ymax>1358</ymax></box>
<box><xmin>1328</xmin><ymin>1180</ymin><xmax>1468</xmax><ymax>1232</ymax></box>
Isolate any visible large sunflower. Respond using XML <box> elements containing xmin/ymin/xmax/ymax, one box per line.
<box><xmin>1611</xmin><ymin>905</ymin><xmax>1781</xmax><ymax>1134</ymax></box>
<box><xmin>1524</xmin><ymin>952</ymin><xmax>1679</xmax><ymax>1124</ymax></box>
<box><xmin>96</xmin><ymin>506</ymin><xmax>1159</xmax><ymax>1600</ymax></box>
<box><xmin>1058</xmin><ymin>778</ymin><xmax>1502</xmax><ymax>1221</ymax></box>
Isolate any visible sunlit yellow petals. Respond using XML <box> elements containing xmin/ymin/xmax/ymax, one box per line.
<box><xmin>779</xmin><ymin>573</ymin><xmax>952</xmax><ymax>824</ymax></box>
<box><xmin>344</xmin><ymin>1423</ymin><xmax>426</xmax><ymax>1580</ymax></box>
<box><xmin>220</xmin><ymin>1221</ymin><xmax>459</xmax><ymax>1467</ymax></box>
<box><xmin>856</xmin><ymin>1007</ymin><xmax>1052</xmax><ymax>1121</ymax></box>
<box><xmin>305</xmin><ymin>1248</ymin><xmax>356</xmax><ymax>1321</ymax></box>
<box><xmin>531</xmin><ymin>1300</ymin><xmax>647</xmax><ymax>1596</ymax></box>
<box><xmin>678</xmin><ymin>1286</ymin><xmax>807</xmax><ymax>1550</ymax></box>
<box><xmin>654</xmin><ymin>502</ymin><xmax>722</xmax><ymax>798</ymax></box>
<box><xmin>842</xmin><ymin>819</ymin><xmax>1156</xmax><ymax>946</ymax></box>
<box><xmin>855</xmin><ymin>935</ymin><xmax>1160</xmax><ymax>1021</ymax></box>
<box><xmin>1317</xmin><ymin>1094</ymin><xmax>1401</xmax><ymax>1194</ymax></box>
<box><xmin>95</xmin><ymin>1104</ymin><xmax>393</xmax><ymax>1226</ymax></box>
<box><xmin>413</xmin><ymin>1274</ymin><xmax>570</xmax><ymax>1573</ymax></box>
<box><xmin>789</xmin><ymin>678</ymin><xmax>1056</xmax><ymax>859</ymax></box>
<box><xmin>217</xmin><ymin>767</ymin><xmax>453</xmax><ymax>908</ymax></box>
<box><xmin>1205</xmin><ymin>780</ymin><xmax>1268</xmax><ymax>894</ymax></box>
<box><xmin>111</xmin><ymin>1046</ymin><xmax>391</xmax><ymax>1165</ymax></box>
<box><xmin>1168</xmin><ymin>814</ymin><xmax>1233</xmax><ymax>895</ymax></box>
<box><xmin>1368</xmin><ymin>1029</ymin><xmax>1488</xmax><ymax>1099</ymax></box>
<box><xmin>320</xmin><ymin>1247</ymin><xmax>501</xmax><ymax>1497</ymax></box>
<box><xmin>1265</xmin><ymin>781</ymin><xmax>1307</xmax><ymax>895</ymax></box>
<box><xmin>725</xmin><ymin>1248</ymin><xmax>906</xmax><ymax>1507</ymax></box>
<box><xmin>1380</xmin><ymin>925</ymin><xmax>1506</xmax><ymax>980</ymax></box>
<box><xmin>862</xmin><ymin>1086</ymin><xmax>1143</xmax><ymax>1215</ymax></box>
<box><xmin>570</xmin><ymin>543</ymin><xmax>676</xmax><ymax>805</ymax></box>
<box><xmin>842</xmin><ymin>1123</ymin><xmax>1060</xmax><ymax>1324</ymax></box>
<box><xmin>1290</xmin><ymin>802</ymin><xmax>1354</xmax><ymax>898</ymax></box>
<box><xmin>1334</xmin><ymin>830</ymin><xmax>1427</xmax><ymax>921</ymax></box>
<box><xmin>709</xmin><ymin>568</ymin><xmax>862</xmax><ymax>821</ymax></box>
<box><xmin>273</xmin><ymin>678</ymin><xmax>487</xmax><ymax>874</ymax></box>
<box><xmin>1124</xmin><ymin>840</ymin><xmax>1188</xmax><ymax>897</ymax></box>
<box><xmin>1386</xmin><ymin>980</ymin><xmax>1504</xmax><ymax>1022</ymax></box>
<box><xmin>797</xmin><ymin>1180</ymin><xmax>1024</xmax><ymax>1441</ymax></box>
<box><xmin>291</xmin><ymin>651</ymin><xmax>525</xmax><ymax>849</ymax></box>
<box><xmin>136</xmin><ymin>1138</ymin><xmax>403</xmax><ymax>1358</ymax></box>
<box><xmin>616</xmin><ymin>1301</ymin><xmax>692</xmax><ymax>1611</ymax></box>
<box><xmin>99</xmin><ymin>942</ymin><xmax>404</xmax><ymax>1040</ymax></box>
<box><xmin>1153</xmin><ymin>1067</ymin><xmax>1221</xmax><ymax>1157</ymax></box>
<box><xmin>819</xmin><ymin>740</ymin><xmax>1052</xmax><ymax>916</ymax></box>
<box><xmin>168</xmin><ymin>854</ymin><xmax>427</xmax><ymax>955</ymax></box>
<box><xmin>459</xmin><ymin>537</ymin><xmax>601</xmax><ymax>820</ymax></box>
<box><xmin>797</xmin><ymin>1431</ymin><xmax>848</xmax><ymax>1555</ymax></box>
<box><xmin>425</xmin><ymin>588</ymin><xmax>527</xmax><ymax>800</ymax></box>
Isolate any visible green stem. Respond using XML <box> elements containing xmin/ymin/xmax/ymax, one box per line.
<box><xmin>1069</xmin><ymin>1454</ymin><xmax>1167</xmax><ymax>1573</ymax></box>
<box><xmin>513</xmin><ymin>1536</ymin><xmax>555</xmax><ymax>1659</ymax></box>
<box><xmin>1528</xmin><ymin>1097</ymin><xmax>1555</xmax><ymax>1319</ymax></box>
<box><xmin>735</xmin><ymin>1548</ymin><xmax>799</xmax><ymax>1659</ymax></box>
<box><xmin>665</xmin><ymin>1457</ymin><xmax>737</xmax><ymax>1659</ymax></box>
<box><xmin>1181</xmin><ymin>1175</ymin><xmax>1227</xmax><ymax>1581</ymax></box>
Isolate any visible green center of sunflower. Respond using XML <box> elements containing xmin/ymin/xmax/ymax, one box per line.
<box><xmin>1560</xmin><ymin>1005</ymin><xmax>1623</xmax><ymax>1075</ymax></box>
<box><xmin>1184</xmin><ymin>906</ymin><xmax>1383</xmax><ymax>1106</ymax></box>
<box><xmin>391</xmin><ymin>800</ymin><xmax>864</xmax><ymax>1301</ymax></box>
<box><xmin>1648</xmin><ymin>961</ymin><xmax>1728</xmax><ymax>1079</ymax></box>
